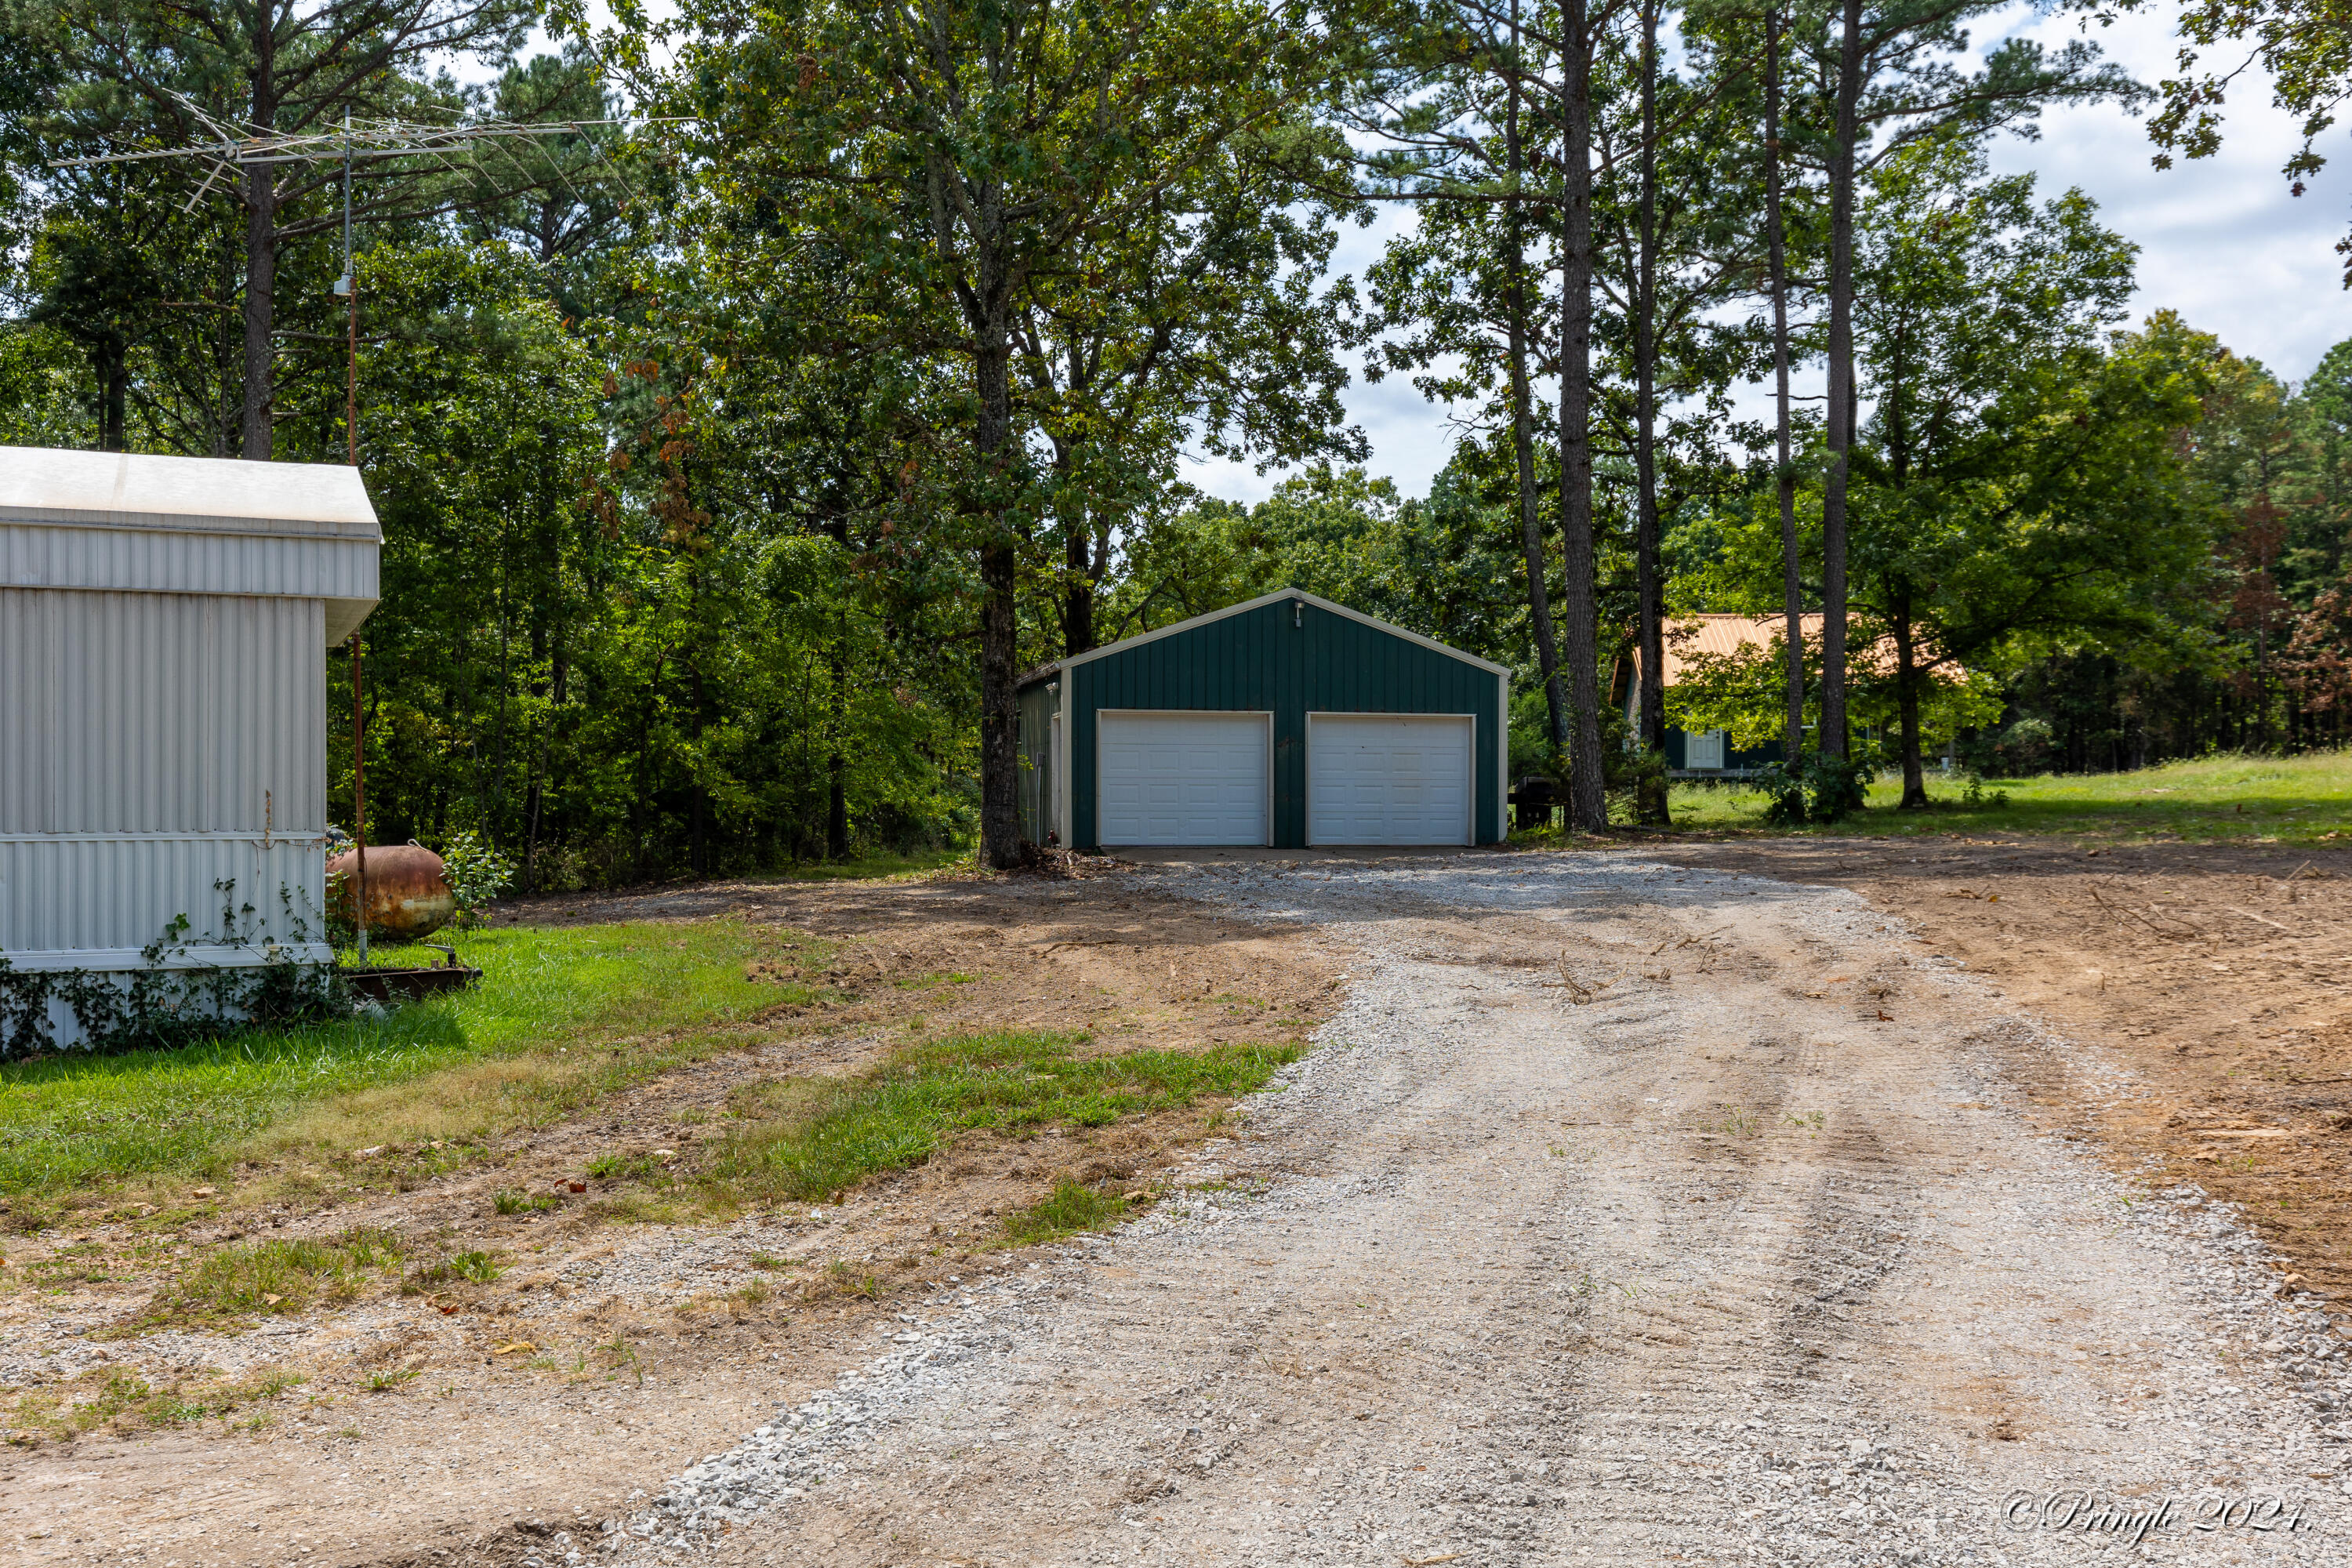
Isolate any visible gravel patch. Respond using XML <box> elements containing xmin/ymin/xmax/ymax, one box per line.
<box><xmin>583</xmin><ymin>854</ymin><xmax>2350</xmax><ymax>1566</ymax></box>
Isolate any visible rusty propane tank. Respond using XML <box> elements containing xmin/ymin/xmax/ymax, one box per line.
<box><xmin>327</xmin><ymin>844</ymin><xmax>457</xmax><ymax>941</ymax></box>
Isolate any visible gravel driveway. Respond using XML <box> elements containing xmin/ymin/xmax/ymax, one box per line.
<box><xmin>599</xmin><ymin>855</ymin><xmax>2350</xmax><ymax>1567</ymax></box>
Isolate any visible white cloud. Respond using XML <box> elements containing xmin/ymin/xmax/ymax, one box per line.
<box><xmin>1182</xmin><ymin>1</ymin><xmax>2352</xmax><ymax>506</ymax></box>
<box><xmin>1981</xmin><ymin>1</ymin><xmax>2351</xmax><ymax>378</ymax></box>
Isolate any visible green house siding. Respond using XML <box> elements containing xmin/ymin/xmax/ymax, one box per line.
<box><xmin>1057</xmin><ymin>598</ymin><xmax>1502</xmax><ymax>851</ymax></box>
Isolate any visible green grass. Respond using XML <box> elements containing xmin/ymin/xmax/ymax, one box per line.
<box><xmin>713</xmin><ymin>1030</ymin><xmax>1304</xmax><ymax>1203</ymax></box>
<box><xmin>0</xmin><ymin>919</ymin><xmax>815</xmax><ymax>1200</ymax></box>
<box><xmin>1002</xmin><ymin>1178</ymin><xmax>1131</xmax><ymax>1245</ymax></box>
<box><xmin>157</xmin><ymin>1226</ymin><xmax>408</xmax><ymax>1321</ymax></box>
<box><xmin>492</xmin><ymin>1187</ymin><xmax>558</xmax><ymax>1215</ymax></box>
<box><xmin>1653</xmin><ymin>751</ymin><xmax>2352</xmax><ymax>844</ymax></box>
<box><xmin>745</xmin><ymin>848</ymin><xmax>974</xmax><ymax>884</ymax></box>
<box><xmin>5</xmin><ymin>1367</ymin><xmax>304</xmax><ymax>1443</ymax></box>
<box><xmin>405</xmin><ymin>1249</ymin><xmax>504</xmax><ymax>1288</ymax></box>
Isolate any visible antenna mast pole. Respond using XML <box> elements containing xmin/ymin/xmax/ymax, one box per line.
<box><xmin>339</xmin><ymin>110</ymin><xmax>357</xmax><ymax>466</ymax></box>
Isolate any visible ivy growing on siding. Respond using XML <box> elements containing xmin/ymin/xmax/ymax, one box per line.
<box><xmin>0</xmin><ymin>880</ymin><xmax>346</xmax><ymax>1059</ymax></box>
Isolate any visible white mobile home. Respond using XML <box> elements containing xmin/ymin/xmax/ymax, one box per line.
<box><xmin>0</xmin><ymin>447</ymin><xmax>379</xmax><ymax>1047</ymax></box>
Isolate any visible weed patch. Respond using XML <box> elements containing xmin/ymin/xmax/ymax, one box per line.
<box><xmin>892</xmin><ymin>971</ymin><xmax>976</xmax><ymax>990</ymax></box>
<box><xmin>1002</xmin><ymin>1178</ymin><xmax>1130</xmax><ymax>1245</ymax></box>
<box><xmin>154</xmin><ymin>1227</ymin><xmax>407</xmax><ymax>1323</ymax></box>
<box><xmin>405</xmin><ymin>1250</ymin><xmax>504</xmax><ymax>1290</ymax></box>
<box><xmin>586</xmin><ymin>1152</ymin><xmax>665</xmax><ymax>1182</ymax></box>
<box><xmin>4</xmin><ymin>1367</ymin><xmax>304</xmax><ymax>1444</ymax></box>
<box><xmin>493</xmin><ymin>1188</ymin><xmax>558</xmax><ymax>1215</ymax></box>
<box><xmin>712</xmin><ymin>1031</ymin><xmax>1302</xmax><ymax>1202</ymax></box>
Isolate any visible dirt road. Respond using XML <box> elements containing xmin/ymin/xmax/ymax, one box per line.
<box><xmin>608</xmin><ymin>855</ymin><xmax>2349</xmax><ymax>1567</ymax></box>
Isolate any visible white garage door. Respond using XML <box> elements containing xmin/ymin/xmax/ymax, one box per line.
<box><xmin>1308</xmin><ymin>713</ymin><xmax>1473</xmax><ymax>846</ymax></box>
<box><xmin>1098</xmin><ymin>711</ymin><xmax>1269</xmax><ymax>846</ymax></box>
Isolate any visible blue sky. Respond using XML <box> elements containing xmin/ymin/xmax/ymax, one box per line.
<box><xmin>1179</xmin><ymin>1</ymin><xmax>2352</xmax><ymax>505</ymax></box>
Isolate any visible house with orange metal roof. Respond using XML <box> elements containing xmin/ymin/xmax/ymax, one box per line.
<box><xmin>1626</xmin><ymin>613</ymin><xmax>1904</xmax><ymax>777</ymax></box>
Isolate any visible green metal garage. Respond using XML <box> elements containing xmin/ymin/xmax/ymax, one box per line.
<box><xmin>1017</xmin><ymin>589</ymin><xmax>1509</xmax><ymax>851</ymax></box>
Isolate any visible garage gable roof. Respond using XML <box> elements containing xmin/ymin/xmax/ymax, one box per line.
<box><xmin>1025</xmin><ymin>588</ymin><xmax>1510</xmax><ymax>683</ymax></box>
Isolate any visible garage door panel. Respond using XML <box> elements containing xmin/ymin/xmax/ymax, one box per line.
<box><xmin>1308</xmin><ymin>715</ymin><xmax>1472</xmax><ymax>846</ymax></box>
<box><xmin>1099</xmin><ymin>713</ymin><xmax>1268</xmax><ymax>845</ymax></box>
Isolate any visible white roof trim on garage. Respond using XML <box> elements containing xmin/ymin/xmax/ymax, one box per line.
<box><xmin>1027</xmin><ymin>587</ymin><xmax>1511</xmax><ymax>681</ymax></box>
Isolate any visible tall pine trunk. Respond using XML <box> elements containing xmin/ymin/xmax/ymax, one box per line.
<box><xmin>1893</xmin><ymin>590</ymin><xmax>1929</xmax><ymax>806</ymax></box>
<box><xmin>240</xmin><ymin>160</ymin><xmax>277</xmax><ymax>459</ymax></box>
<box><xmin>1504</xmin><ymin>0</ymin><xmax>1570</xmax><ymax>763</ymax></box>
<box><xmin>98</xmin><ymin>332</ymin><xmax>127</xmax><ymax>452</ymax></box>
<box><xmin>1764</xmin><ymin>2</ymin><xmax>1805</xmax><ymax>764</ymax></box>
<box><xmin>1818</xmin><ymin>0</ymin><xmax>1865</xmax><ymax>761</ymax></box>
<box><xmin>1556</xmin><ymin>0</ymin><xmax>1607</xmax><ymax>832</ymax></box>
<box><xmin>973</xmin><ymin>222</ymin><xmax>1024</xmax><ymax>869</ymax></box>
<box><xmin>1632</xmin><ymin>0</ymin><xmax>1667</xmax><ymax>823</ymax></box>
<box><xmin>240</xmin><ymin>20</ymin><xmax>279</xmax><ymax>461</ymax></box>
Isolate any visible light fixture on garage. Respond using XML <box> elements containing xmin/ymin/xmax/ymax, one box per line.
<box><xmin>1293</xmin><ymin>597</ymin><xmax>1304</xmax><ymax>629</ymax></box>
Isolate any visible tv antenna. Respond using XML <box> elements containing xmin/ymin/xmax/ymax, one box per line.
<box><xmin>53</xmin><ymin>93</ymin><xmax>662</xmax><ymax>963</ymax></box>
<box><xmin>52</xmin><ymin>91</ymin><xmax>659</xmax><ymax>463</ymax></box>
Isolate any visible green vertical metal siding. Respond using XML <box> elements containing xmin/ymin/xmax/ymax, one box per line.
<box><xmin>1062</xmin><ymin>599</ymin><xmax>1501</xmax><ymax>850</ymax></box>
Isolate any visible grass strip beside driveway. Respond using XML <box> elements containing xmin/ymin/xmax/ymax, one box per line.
<box><xmin>1657</xmin><ymin>752</ymin><xmax>2352</xmax><ymax>844</ymax></box>
<box><xmin>0</xmin><ymin>920</ymin><xmax>802</xmax><ymax>1200</ymax></box>
<box><xmin>713</xmin><ymin>1030</ymin><xmax>1303</xmax><ymax>1203</ymax></box>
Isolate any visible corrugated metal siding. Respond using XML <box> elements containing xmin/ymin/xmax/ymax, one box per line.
<box><xmin>0</xmin><ymin>522</ymin><xmax>379</xmax><ymax>602</ymax></box>
<box><xmin>1</xmin><ymin>588</ymin><xmax>327</xmax><ymax>963</ymax></box>
<box><xmin>0</xmin><ymin>837</ymin><xmax>328</xmax><ymax>954</ymax></box>
<box><xmin>1</xmin><ymin>590</ymin><xmax>325</xmax><ymax>835</ymax></box>
<box><xmin>1068</xmin><ymin>600</ymin><xmax>1502</xmax><ymax>850</ymax></box>
<box><xmin>0</xmin><ymin>452</ymin><xmax>366</xmax><ymax>980</ymax></box>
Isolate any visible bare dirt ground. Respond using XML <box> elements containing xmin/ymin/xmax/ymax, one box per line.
<box><xmin>0</xmin><ymin>874</ymin><xmax>1338</xmax><ymax>1568</ymax></box>
<box><xmin>1641</xmin><ymin>836</ymin><xmax>2352</xmax><ymax>1302</ymax></box>
<box><xmin>12</xmin><ymin>845</ymin><xmax>2352</xmax><ymax>1567</ymax></box>
<box><xmin>564</xmin><ymin>852</ymin><xmax>2349</xmax><ymax>1567</ymax></box>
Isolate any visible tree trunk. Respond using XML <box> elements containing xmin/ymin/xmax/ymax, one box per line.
<box><xmin>241</xmin><ymin>162</ymin><xmax>278</xmax><ymax>459</ymax></box>
<box><xmin>690</xmin><ymin>668</ymin><xmax>709</xmax><ymax>877</ymax></box>
<box><xmin>241</xmin><ymin>5</ymin><xmax>281</xmax><ymax>464</ymax></box>
<box><xmin>1503</xmin><ymin>0</ymin><xmax>1569</xmax><ymax>762</ymax></box>
<box><xmin>962</xmin><ymin>176</ymin><xmax>1024</xmax><ymax>869</ymax></box>
<box><xmin>1764</xmin><ymin>2</ymin><xmax>1805</xmax><ymax>764</ymax></box>
<box><xmin>98</xmin><ymin>332</ymin><xmax>127</xmax><ymax>452</ymax></box>
<box><xmin>1893</xmin><ymin>590</ymin><xmax>1929</xmax><ymax>807</ymax></box>
<box><xmin>978</xmin><ymin>537</ymin><xmax>1021</xmax><ymax>863</ymax></box>
<box><xmin>1817</xmin><ymin>0</ymin><xmax>1865</xmax><ymax>760</ymax></box>
<box><xmin>826</xmin><ymin>751</ymin><xmax>849</xmax><ymax>858</ymax></box>
<box><xmin>1063</xmin><ymin>509</ymin><xmax>1097</xmax><ymax>658</ymax></box>
<box><xmin>1556</xmin><ymin>0</ymin><xmax>1608</xmax><ymax>832</ymax></box>
<box><xmin>1632</xmin><ymin>0</ymin><xmax>1667</xmax><ymax>823</ymax></box>
<box><xmin>824</xmin><ymin>509</ymin><xmax>854</xmax><ymax>859</ymax></box>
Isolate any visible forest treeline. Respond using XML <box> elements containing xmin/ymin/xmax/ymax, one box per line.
<box><xmin>2</xmin><ymin>0</ymin><xmax>2347</xmax><ymax>878</ymax></box>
